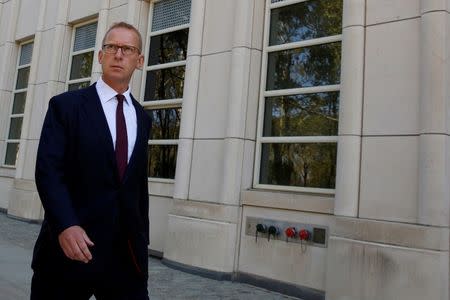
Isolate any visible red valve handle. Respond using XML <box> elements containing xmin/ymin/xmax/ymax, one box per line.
<box><xmin>299</xmin><ymin>229</ymin><xmax>310</xmax><ymax>241</ymax></box>
<box><xmin>285</xmin><ymin>227</ymin><xmax>296</xmax><ymax>238</ymax></box>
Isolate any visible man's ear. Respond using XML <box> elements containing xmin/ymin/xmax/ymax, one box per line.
<box><xmin>136</xmin><ymin>54</ymin><xmax>144</xmax><ymax>70</ymax></box>
<box><xmin>98</xmin><ymin>50</ymin><xmax>103</xmax><ymax>64</ymax></box>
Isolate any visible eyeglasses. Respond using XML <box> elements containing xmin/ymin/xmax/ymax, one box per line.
<box><xmin>102</xmin><ymin>44</ymin><xmax>140</xmax><ymax>55</ymax></box>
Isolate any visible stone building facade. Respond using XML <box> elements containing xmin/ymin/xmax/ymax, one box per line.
<box><xmin>0</xmin><ymin>0</ymin><xmax>448</xmax><ymax>299</ymax></box>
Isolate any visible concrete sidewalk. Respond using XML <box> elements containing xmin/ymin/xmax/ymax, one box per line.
<box><xmin>0</xmin><ymin>212</ymin><xmax>299</xmax><ymax>299</ymax></box>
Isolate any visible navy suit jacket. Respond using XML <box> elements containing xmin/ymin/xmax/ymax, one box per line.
<box><xmin>32</xmin><ymin>83</ymin><xmax>151</xmax><ymax>280</ymax></box>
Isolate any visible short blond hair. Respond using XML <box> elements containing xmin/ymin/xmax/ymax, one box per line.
<box><xmin>102</xmin><ymin>22</ymin><xmax>143</xmax><ymax>53</ymax></box>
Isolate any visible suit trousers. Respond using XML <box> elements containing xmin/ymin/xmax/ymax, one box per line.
<box><xmin>30</xmin><ymin>235</ymin><xmax>149</xmax><ymax>300</ymax></box>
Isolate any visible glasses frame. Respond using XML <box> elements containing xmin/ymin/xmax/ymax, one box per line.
<box><xmin>102</xmin><ymin>43</ymin><xmax>141</xmax><ymax>56</ymax></box>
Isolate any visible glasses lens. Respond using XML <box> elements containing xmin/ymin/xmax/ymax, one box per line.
<box><xmin>104</xmin><ymin>44</ymin><xmax>139</xmax><ymax>55</ymax></box>
<box><xmin>123</xmin><ymin>46</ymin><xmax>132</xmax><ymax>55</ymax></box>
<box><xmin>104</xmin><ymin>44</ymin><xmax>115</xmax><ymax>53</ymax></box>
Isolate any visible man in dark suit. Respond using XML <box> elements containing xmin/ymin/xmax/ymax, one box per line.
<box><xmin>31</xmin><ymin>22</ymin><xmax>151</xmax><ymax>300</ymax></box>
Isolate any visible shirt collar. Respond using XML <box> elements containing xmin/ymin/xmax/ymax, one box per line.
<box><xmin>96</xmin><ymin>76</ymin><xmax>132</xmax><ymax>106</ymax></box>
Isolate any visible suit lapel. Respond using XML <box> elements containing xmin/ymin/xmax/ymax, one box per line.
<box><xmin>81</xmin><ymin>85</ymin><xmax>146</xmax><ymax>184</ymax></box>
<box><xmin>80</xmin><ymin>84</ymin><xmax>118</xmax><ymax>176</ymax></box>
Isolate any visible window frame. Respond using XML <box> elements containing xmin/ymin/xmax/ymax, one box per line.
<box><xmin>253</xmin><ymin>0</ymin><xmax>343</xmax><ymax>194</ymax></box>
<box><xmin>140</xmin><ymin>0</ymin><xmax>191</xmax><ymax>183</ymax></box>
<box><xmin>3</xmin><ymin>39</ymin><xmax>34</xmax><ymax>168</ymax></box>
<box><xmin>65</xmin><ymin>19</ymin><xmax>98</xmax><ymax>91</ymax></box>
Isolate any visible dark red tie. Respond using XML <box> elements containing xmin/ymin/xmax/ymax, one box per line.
<box><xmin>115</xmin><ymin>94</ymin><xmax>128</xmax><ymax>181</ymax></box>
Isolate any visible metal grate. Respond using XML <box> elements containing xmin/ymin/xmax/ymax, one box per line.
<box><xmin>73</xmin><ymin>22</ymin><xmax>97</xmax><ymax>52</ymax></box>
<box><xmin>19</xmin><ymin>42</ymin><xmax>33</xmax><ymax>66</ymax></box>
<box><xmin>152</xmin><ymin>0</ymin><xmax>191</xmax><ymax>32</ymax></box>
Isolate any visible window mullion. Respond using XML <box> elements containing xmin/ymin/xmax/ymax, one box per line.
<box><xmin>71</xmin><ymin>47</ymin><xmax>96</xmax><ymax>56</ymax></box>
<box><xmin>148</xmin><ymin>139</ymin><xmax>179</xmax><ymax>145</ymax></box>
<box><xmin>267</xmin><ymin>34</ymin><xmax>342</xmax><ymax>53</ymax></box>
<box><xmin>149</xmin><ymin>24</ymin><xmax>190</xmax><ymax>37</ymax></box>
<box><xmin>270</xmin><ymin>0</ymin><xmax>310</xmax><ymax>9</ymax></box>
<box><xmin>260</xmin><ymin>136</ymin><xmax>339</xmax><ymax>144</ymax></box>
<box><xmin>146</xmin><ymin>60</ymin><xmax>186</xmax><ymax>71</ymax></box>
<box><xmin>264</xmin><ymin>85</ymin><xmax>341</xmax><ymax>97</ymax></box>
<box><xmin>142</xmin><ymin>99</ymin><xmax>183</xmax><ymax>109</ymax></box>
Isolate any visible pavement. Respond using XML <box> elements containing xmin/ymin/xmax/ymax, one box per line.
<box><xmin>0</xmin><ymin>212</ymin><xmax>299</xmax><ymax>300</ymax></box>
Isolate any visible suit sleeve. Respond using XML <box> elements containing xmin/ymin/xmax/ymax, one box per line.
<box><xmin>35</xmin><ymin>96</ymin><xmax>79</xmax><ymax>236</ymax></box>
<box><xmin>140</xmin><ymin>170</ymin><xmax>149</xmax><ymax>245</ymax></box>
<box><xmin>140</xmin><ymin>112</ymin><xmax>151</xmax><ymax>245</ymax></box>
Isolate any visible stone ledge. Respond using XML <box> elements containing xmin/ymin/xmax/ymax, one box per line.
<box><xmin>242</xmin><ymin>189</ymin><xmax>334</xmax><ymax>214</ymax></box>
<box><xmin>169</xmin><ymin>198</ymin><xmax>240</xmax><ymax>224</ymax></box>
<box><xmin>332</xmin><ymin>216</ymin><xmax>449</xmax><ymax>251</ymax></box>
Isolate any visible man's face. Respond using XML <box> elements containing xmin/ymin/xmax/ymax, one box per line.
<box><xmin>98</xmin><ymin>27</ymin><xmax>144</xmax><ymax>86</ymax></box>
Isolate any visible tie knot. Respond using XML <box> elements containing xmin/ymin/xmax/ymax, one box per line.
<box><xmin>116</xmin><ymin>94</ymin><xmax>125</xmax><ymax>104</ymax></box>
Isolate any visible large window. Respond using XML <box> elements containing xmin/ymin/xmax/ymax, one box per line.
<box><xmin>3</xmin><ymin>41</ymin><xmax>33</xmax><ymax>167</ymax></box>
<box><xmin>67</xmin><ymin>21</ymin><xmax>97</xmax><ymax>91</ymax></box>
<box><xmin>255</xmin><ymin>0</ymin><xmax>343</xmax><ymax>193</ymax></box>
<box><xmin>142</xmin><ymin>0</ymin><xmax>191</xmax><ymax>180</ymax></box>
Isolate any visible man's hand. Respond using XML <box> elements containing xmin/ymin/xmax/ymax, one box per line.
<box><xmin>58</xmin><ymin>225</ymin><xmax>94</xmax><ymax>263</ymax></box>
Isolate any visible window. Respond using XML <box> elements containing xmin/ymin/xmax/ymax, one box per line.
<box><xmin>255</xmin><ymin>0</ymin><xmax>343</xmax><ymax>193</ymax></box>
<box><xmin>3</xmin><ymin>41</ymin><xmax>33</xmax><ymax>167</ymax></box>
<box><xmin>142</xmin><ymin>0</ymin><xmax>191</xmax><ymax>180</ymax></box>
<box><xmin>67</xmin><ymin>21</ymin><xmax>97</xmax><ymax>91</ymax></box>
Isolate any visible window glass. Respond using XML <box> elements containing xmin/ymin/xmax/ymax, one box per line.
<box><xmin>5</xmin><ymin>42</ymin><xmax>33</xmax><ymax>166</ymax></box>
<box><xmin>8</xmin><ymin>117</ymin><xmax>23</xmax><ymax>139</ymax></box>
<box><xmin>148</xmin><ymin>145</ymin><xmax>178</xmax><ymax>178</ymax></box>
<box><xmin>4</xmin><ymin>143</ymin><xmax>19</xmax><ymax>166</ymax></box>
<box><xmin>263</xmin><ymin>92</ymin><xmax>339</xmax><ymax>137</ymax></box>
<box><xmin>70</xmin><ymin>52</ymin><xmax>94</xmax><ymax>80</ymax></box>
<box><xmin>152</xmin><ymin>0</ymin><xmax>191</xmax><ymax>32</ymax></box>
<box><xmin>74</xmin><ymin>22</ymin><xmax>98</xmax><ymax>52</ymax></box>
<box><xmin>144</xmin><ymin>66</ymin><xmax>185</xmax><ymax>101</ymax></box>
<box><xmin>19</xmin><ymin>43</ymin><xmax>33</xmax><ymax>66</ymax></box>
<box><xmin>269</xmin><ymin>0</ymin><xmax>343</xmax><ymax>46</ymax></box>
<box><xmin>12</xmin><ymin>92</ymin><xmax>27</xmax><ymax>114</ymax></box>
<box><xmin>68</xmin><ymin>81</ymin><xmax>90</xmax><ymax>91</ymax></box>
<box><xmin>259</xmin><ymin>143</ymin><xmax>337</xmax><ymax>188</ymax></box>
<box><xmin>146</xmin><ymin>108</ymin><xmax>181</xmax><ymax>139</ymax></box>
<box><xmin>148</xmin><ymin>29</ymin><xmax>189</xmax><ymax>65</ymax></box>
<box><xmin>16</xmin><ymin>67</ymin><xmax>30</xmax><ymax>89</ymax></box>
<box><xmin>145</xmin><ymin>1</ymin><xmax>192</xmax><ymax>180</ymax></box>
<box><xmin>266</xmin><ymin>42</ymin><xmax>341</xmax><ymax>90</ymax></box>
<box><xmin>256</xmin><ymin>0</ymin><xmax>343</xmax><ymax>191</ymax></box>
<box><xmin>67</xmin><ymin>22</ymin><xmax>97</xmax><ymax>91</ymax></box>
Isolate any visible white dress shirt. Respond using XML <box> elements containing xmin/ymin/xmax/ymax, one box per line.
<box><xmin>95</xmin><ymin>77</ymin><xmax>137</xmax><ymax>163</ymax></box>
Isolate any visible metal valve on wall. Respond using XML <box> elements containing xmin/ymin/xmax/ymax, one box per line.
<box><xmin>255</xmin><ymin>223</ymin><xmax>267</xmax><ymax>242</ymax></box>
<box><xmin>247</xmin><ymin>217</ymin><xmax>328</xmax><ymax>248</ymax></box>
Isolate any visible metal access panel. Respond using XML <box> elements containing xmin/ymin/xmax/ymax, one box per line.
<box><xmin>245</xmin><ymin>217</ymin><xmax>329</xmax><ymax>248</ymax></box>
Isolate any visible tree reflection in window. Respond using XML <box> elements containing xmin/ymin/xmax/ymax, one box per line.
<box><xmin>260</xmin><ymin>143</ymin><xmax>337</xmax><ymax>188</ymax></box>
<box><xmin>70</xmin><ymin>52</ymin><xmax>94</xmax><ymax>80</ymax></box>
<box><xmin>259</xmin><ymin>0</ymin><xmax>342</xmax><ymax>190</ymax></box>
<box><xmin>267</xmin><ymin>43</ymin><xmax>341</xmax><ymax>90</ymax></box>
<box><xmin>146</xmin><ymin>108</ymin><xmax>181</xmax><ymax>140</ymax></box>
<box><xmin>68</xmin><ymin>81</ymin><xmax>90</xmax><ymax>91</ymax></box>
<box><xmin>269</xmin><ymin>0</ymin><xmax>342</xmax><ymax>45</ymax></box>
<box><xmin>144</xmin><ymin>66</ymin><xmax>185</xmax><ymax>101</ymax></box>
<box><xmin>148</xmin><ymin>145</ymin><xmax>178</xmax><ymax>178</ymax></box>
<box><xmin>264</xmin><ymin>92</ymin><xmax>339</xmax><ymax>137</ymax></box>
<box><xmin>148</xmin><ymin>29</ymin><xmax>188</xmax><ymax>65</ymax></box>
<box><xmin>144</xmin><ymin>0</ymin><xmax>192</xmax><ymax>179</ymax></box>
